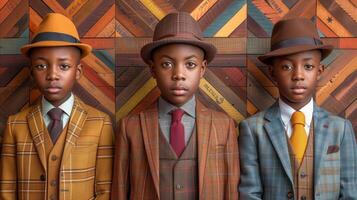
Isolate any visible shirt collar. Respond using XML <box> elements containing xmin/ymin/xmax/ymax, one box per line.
<box><xmin>158</xmin><ymin>96</ymin><xmax>196</xmax><ymax>118</ymax></box>
<box><xmin>42</xmin><ymin>93</ymin><xmax>74</xmax><ymax>117</ymax></box>
<box><xmin>279</xmin><ymin>98</ymin><xmax>314</xmax><ymax>128</ymax></box>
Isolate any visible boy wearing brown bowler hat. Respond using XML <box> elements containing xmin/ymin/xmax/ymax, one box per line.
<box><xmin>238</xmin><ymin>18</ymin><xmax>357</xmax><ymax>200</ymax></box>
<box><xmin>0</xmin><ymin>13</ymin><xmax>114</xmax><ymax>200</ymax></box>
<box><xmin>112</xmin><ymin>12</ymin><xmax>239</xmax><ymax>200</ymax></box>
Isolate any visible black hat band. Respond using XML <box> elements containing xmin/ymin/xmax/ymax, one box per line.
<box><xmin>31</xmin><ymin>32</ymin><xmax>80</xmax><ymax>44</ymax></box>
<box><xmin>271</xmin><ymin>37</ymin><xmax>323</xmax><ymax>51</ymax></box>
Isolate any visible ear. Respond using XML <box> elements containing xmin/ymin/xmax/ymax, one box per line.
<box><xmin>149</xmin><ymin>60</ymin><xmax>156</xmax><ymax>79</ymax></box>
<box><xmin>317</xmin><ymin>63</ymin><xmax>324</xmax><ymax>80</ymax></box>
<box><xmin>200</xmin><ymin>59</ymin><xmax>207</xmax><ymax>78</ymax></box>
<box><xmin>76</xmin><ymin>63</ymin><xmax>82</xmax><ymax>80</ymax></box>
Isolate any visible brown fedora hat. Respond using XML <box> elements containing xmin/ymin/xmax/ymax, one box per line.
<box><xmin>141</xmin><ymin>12</ymin><xmax>217</xmax><ymax>64</ymax></box>
<box><xmin>258</xmin><ymin>18</ymin><xmax>333</xmax><ymax>65</ymax></box>
<box><xmin>21</xmin><ymin>13</ymin><xmax>92</xmax><ymax>58</ymax></box>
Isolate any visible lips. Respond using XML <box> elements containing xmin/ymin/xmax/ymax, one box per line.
<box><xmin>45</xmin><ymin>85</ymin><xmax>62</xmax><ymax>94</ymax></box>
<box><xmin>291</xmin><ymin>85</ymin><xmax>306</xmax><ymax>94</ymax></box>
<box><xmin>171</xmin><ymin>86</ymin><xmax>188</xmax><ymax>96</ymax></box>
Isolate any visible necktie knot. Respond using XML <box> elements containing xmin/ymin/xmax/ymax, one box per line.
<box><xmin>171</xmin><ymin>109</ymin><xmax>184</xmax><ymax>123</ymax></box>
<box><xmin>291</xmin><ymin>111</ymin><xmax>305</xmax><ymax>126</ymax></box>
<box><xmin>48</xmin><ymin>108</ymin><xmax>63</xmax><ymax>121</ymax></box>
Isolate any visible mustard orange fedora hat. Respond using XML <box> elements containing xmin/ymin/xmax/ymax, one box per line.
<box><xmin>258</xmin><ymin>18</ymin><xmax>333</xmax><ymax>65</ymax></box>
<box><xmin>21</xmin><ymin>13</ymin><xmax>92</xmax><ymax>58</ymax></box>
<box><xmin>141</xmin><ymin>12</ymin><xmax>217</xmax><ymax>64</ymax></box>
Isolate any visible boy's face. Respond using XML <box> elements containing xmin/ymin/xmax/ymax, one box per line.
<box><xmin>150</xmin><ymin>43</ymin><xmax>207</xmax><ymax>107</ymax></box>
<box><xmin>270</xmin><ymin>50</ymin><xmax>324</xmax><ymax>110</ymax></box>
<box><xmin>30</xmin><ymin>46</ymin><xmax>82</xmax><ymax>107</ymax></box>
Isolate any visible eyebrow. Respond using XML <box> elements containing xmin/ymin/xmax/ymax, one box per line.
<box><xmin>184</xmin><ymin>55</ymin><xmax>198</xmax><ymax>60</ymax></box>
<box><xmin>161</xmin><ymin>55</ymin><xmax>198</xmax><ymax>60</ymax></box>
<box><xmin>58</xmin><ymin>57</ymin><xmax>70</xmax><ymax>61</ymax></box>
<box><xmin>32</xmin><ymin>57</ymin><xmax>71</xmax><ymax>61</ymax></box>
<box><xmin>302</xmin><ymin>57</ymin><xmax>314</xmax><ymax>61</ymax></box>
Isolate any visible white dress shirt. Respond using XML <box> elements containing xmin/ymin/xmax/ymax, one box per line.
<box><xmin>42</xmin><ymin>93</ymin><xmax>74</xmax><ymax>129</ymax></box>
<box><xmin>279</xmin><ymin>98</ymin><xmax>314</xmax><ymax>138</ymax></box>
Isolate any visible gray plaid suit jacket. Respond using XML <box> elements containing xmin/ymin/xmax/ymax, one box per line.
<box><xmin>238</xmin><ymin>102</ymin><xmax>357</xmax><ymax>200</ymax></box>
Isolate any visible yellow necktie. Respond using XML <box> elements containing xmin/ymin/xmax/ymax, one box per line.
<box><xmin>290</xmin><ymin>111</ymin><xmax>307</xmax><ymax>164</ymax></box>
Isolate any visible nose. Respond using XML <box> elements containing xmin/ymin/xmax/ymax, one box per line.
<box><xmin>172</xmin><ymin>64</ymin><xmax>186</xmax><ymax>81</ymax></box>
<box><xmin>292</xmin><ymin>65</ymin><xmax>304</xmax><ymax>81</ymax></box>
<box><xmin>46</xmin><ymin>65</ymin><xmax>59</xmax><ymax>80</ymax></box>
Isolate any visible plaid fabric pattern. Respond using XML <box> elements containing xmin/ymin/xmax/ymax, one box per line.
<box><xmin>238</xmin><ymin>102</ymin><xmax>357</xmax><ymax>200</ymax></box>
<box><xmin>288</xmin><ymin>123</ymin><xmax>314</xmax><ymax>200</ymax></box>
<box><xmin>159</xmin><ymin>128</ymin><xmax>198</xmax><ymax>200</ymax></box>
<box><xmin>111</xmin><ymin>100</ymin><xmax>239</xmax><ymax>200</ymax></box>
<box><xmin>0</xmin><ymin>96</ymin><xmax>115</xmax><ymax>200</ymax></box>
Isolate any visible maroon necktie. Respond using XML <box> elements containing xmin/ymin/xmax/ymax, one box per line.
<box><xmin>48</xmin><ymin>108</ymin><xmax>63</xmax><ymax>143</ymax></box>
<box><xmin>170</xmin><ymin>109</ymin><xmax>185</xmax><ymax>157</ymax></box>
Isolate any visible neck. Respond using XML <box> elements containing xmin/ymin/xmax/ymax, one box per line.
<box><xmin>45</xmin><ymin>94</ymin><xmax>71</xmax><ymax>107</ymax></box>
<box><xmin>280</xmin><ymin>97</ymin><xmax>312</xmax><ymax>111</ymax></box>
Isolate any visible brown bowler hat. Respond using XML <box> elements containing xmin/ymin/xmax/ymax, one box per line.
<box><xmin>21</xmin><ymin>13</ymin><xmax>92</xmax><ymax>58</ymax></box>
<box><xmin>258</xmin><ymin>18</ymin><xmax>333</xmax><ymax>64</ymax></box>
<box><xmin>141</xmin><ymin>12</ymin><xmax>217</xmax><ymax>64</ymax></box>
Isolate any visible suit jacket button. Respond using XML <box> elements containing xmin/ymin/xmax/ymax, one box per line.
<box><xmin>51</xmin><ymin>155</ymin><xmax>58</xmax><ymax>161</ymax></box>
<box><xmin>176</xmin><ymin>184</ymin><xmax>183</xmax><ymax>190</ymax></box>
<box><xmin>287</xmin><ymin>191</ymin><xmax>294</xmax><ymax>199</ymax></box>
<box><xmin>40</xmin><ymin>174</ymin><xmax>46</xmax><ymax>181</ymax></box>
<box><xmin>300</xmin><ymin>171</ymin><xmax>306</xmax><ymax>178</ymax></box>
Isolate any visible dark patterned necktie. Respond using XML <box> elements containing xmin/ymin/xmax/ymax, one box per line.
<box><xmin>170</xmin><ymin>109</ymin><xmax>185</xmax><ymax>157</ymax></box>
<box><xmin>48</xmin><ymin>108</ymin><xmax>63</xmax><ymax>143</ymax></box>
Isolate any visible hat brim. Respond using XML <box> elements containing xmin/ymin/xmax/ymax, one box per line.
<box><xmin>140</xmin><ymin>37</ymin><xmax>217</xmax><ymax>64</ymax></box>
<box><xmin>21</xmin><ymin>41</ymin><xmax>92</xmax><ymax>58</ymax></box>
<box><xmin>258</xmin><ymin>44</ymin><xmax>334</xmax><ymax>65</ymax></box>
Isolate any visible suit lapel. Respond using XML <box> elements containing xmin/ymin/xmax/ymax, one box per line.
<box><xmin>140</xmin><ymin>103</ymin><xmax>160</xmax><ymax>198</ymax></box>
<box><xmin>263</xmin><ymin>102</ymin><xmax>293</xmax><ymax>184</ymax></box>
<box><xmin>27</xmin><ymin>100</ymin><xmax>48</xmax><ymax>171</ymax></box>
<box><xmin>61</xmin><ymin>96</ymin><xmax>88</xmax><ymax>164</ymax></box>
<box><xmin>312</xmin><ymin>104</ymin><xmax>329</xmax><ymax>187</ymax></box>
<box><xmin>196</xmin><ymin>100</ymin><xmax>212</xmax><ymax>197</ymax></box>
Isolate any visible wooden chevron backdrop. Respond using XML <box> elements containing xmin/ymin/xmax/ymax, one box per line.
<box><xmin>0</xmin><ymin>0</ymin><xmax>356</xmax><ymax>136</ymax></box>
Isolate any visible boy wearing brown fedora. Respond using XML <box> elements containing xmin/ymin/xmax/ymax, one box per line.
<box><xmin>238</xmin><ymin>18</ymin><xmax>357</xmax><ymax>200</ymax></box>
<box><xmin>112</xmin><ymin>12</ymin><xmax>239</xmax><ymax>200</ymax></box>
<box><xmin>0</xmin><ymin>13</ymin><xmax>114</xmax><ymax>200</ymax></box>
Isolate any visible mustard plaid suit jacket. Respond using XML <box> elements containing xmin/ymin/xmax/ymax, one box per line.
<box><xmin>111</xmin><ymin>100</ymin><xmax>239</xmax><ymax>200</ymax></box>
<box><xmin>0</xmin><ymin>96</ymin><xmax>115</xmax><ymax>200</ymax></box>
<box><xmin>238</xmin><ymin>102</ymin><xmax>357</xmax><ymax>200</ymax></box>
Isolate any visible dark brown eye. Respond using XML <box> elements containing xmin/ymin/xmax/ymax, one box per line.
<box><xmin>60</xmin><ymin>64</ymin><xmax>70</xmax><ymax>70</ymax></box>
<box><xmin>186</xmin><ymin>61</ymin><xmax>197</xmax><ymax>69</ymax></box>
<box><xmin>162</xmin><ymin>61</ymin><xmax>173</xmax><ymax>69</ymax></box>
<box><xmin>34</xmin><ymin>64</ymin><xmax>47</xmax><ymax>70</ymax></box>
<box><xmin>282</xmin><ymin>64</ymin><xmax>292</xmax><ymax>71</ymax></box>
<box><xmin>304</xmin><ymin>64</ymin><xmax>314</xmax><ymax>70</ymax></box>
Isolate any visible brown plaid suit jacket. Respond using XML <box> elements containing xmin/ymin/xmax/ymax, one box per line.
<box><xmin>111</xmin><ymin>100</ymin><xmax>239</xmax><ymax>200</ymax></box>
<box><xmin>0</xmin><ymin>96</ymin><xmax>115</xmax><ymax>200</ymax></box>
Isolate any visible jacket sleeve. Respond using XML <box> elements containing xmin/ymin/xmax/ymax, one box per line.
<box><xmin>111</xmin><ymin>118</ymin><xmax>130</xmax><ymax>200</ymax></box>
<box><xmin>94</xmin><ymin>114</ymin><xmax>115</xmax><ymax>200</ymax></box>
<box><xmin>339</xmin><ymin>120</ymin><xmax>357</xmax><ymax>199</ymax></box>
<box><xmin>238</xmin><ymin>120</ymin><xmax>263</xmax><ymax>200</ymax></box>
<box><xmin>0</xmin><ymin>116</ymin><xmax>17</xmax><ymax>200</ymax></box>
<box><xmin>225</xmin><ymin>118</ymin><xmax>240</xmax><ymax>200</ymax></box>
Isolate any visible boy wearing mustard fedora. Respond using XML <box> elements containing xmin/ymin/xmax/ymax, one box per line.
<box><xmin>111</xmin><ymin>12</ymin><xmax>239</xmax><ymax>200</ymax></box>
<box><xmin>238</xmin><ymin>18</ymin><xmax>357</xmax><ymax>200</ymax></box>
<box><xmin>0</xmin><ymin>13</ymin><xmax>114</xmax><ymax>200</ymax></box>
